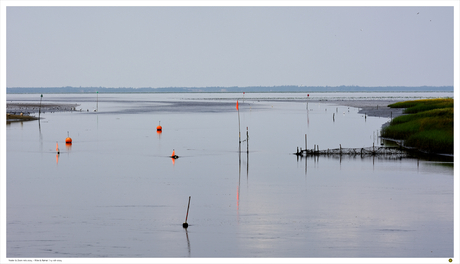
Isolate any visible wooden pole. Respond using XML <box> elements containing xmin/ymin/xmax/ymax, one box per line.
<box><xmin>39</xmin><ymin>94</ymin><xmax>43</xmax><ymax>118</ymax></box>
<box><xmin>183</xmin><ymin>196</ymin><xmax>191</xmax><ymax>228</ymax></box>
<box><xmin>238</xmin><ymin>104</ymin><xmax>241</xmax><ymax>153</ymax></box>
<box><xmin>246</xmin><ymin>127</ymin><xmax>249</xmax><ymax>154</ymax></box>
<box><xmin>305</xmin><ymin>134</ymin><xmax>307</xmax><ymax>151</ymax></box>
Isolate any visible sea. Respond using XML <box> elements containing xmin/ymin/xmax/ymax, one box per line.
<box><xmin>4</xmin><ymin>92</ymin><xmax>456</xmax><ymax>262</ymax></box>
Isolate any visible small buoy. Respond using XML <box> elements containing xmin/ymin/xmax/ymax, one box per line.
<box><xmin>171</xmin><ymin>149</ymin><xmax>179</xmax><ymax>159</ymax></box>
<box><xmin>157</xmin><ymin>121</ymin><xmax>162</xmax><ymax>132</ymax></box>
<box><xmin>182</xmin><ymin>222</ymin><xmax>188</xmax><ymax>228</ymax></box>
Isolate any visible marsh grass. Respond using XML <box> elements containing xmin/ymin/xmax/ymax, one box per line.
<box><xmin>381</xmin><ymin>98</ymin><xmax>453</xmax><ymax>154</ymax></box>
<box><xmin>6</xmin><ymin>114</ymin><xmax>39</xmax><ymax>121</ymax></box>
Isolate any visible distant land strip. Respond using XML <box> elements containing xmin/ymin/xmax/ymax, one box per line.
<box><xmin>6</xmin><ymin>85</ymin><xmax>453</xmax><ymax>94</ymax></box>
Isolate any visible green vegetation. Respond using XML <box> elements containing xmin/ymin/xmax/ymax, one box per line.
<box><xmin>6</xmin><ymin>114</ymin><xmax>39</xmax><ymax>122</ymax></box>
<box><xmin>381</xmin><ymin>98</ymin><xmax>453</xmax><ymax>154</ymax></box>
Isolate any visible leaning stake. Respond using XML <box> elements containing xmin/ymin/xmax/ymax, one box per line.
<box><xmin>183</xmin><ymin>196</ymin><xmax>191</xmax><ymax>228</ymax></box>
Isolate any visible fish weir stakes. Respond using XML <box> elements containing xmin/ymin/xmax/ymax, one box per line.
<box><xmin>296</xmin><ymin>137</ymin><xmax>409</xmax><ymax>159</ymax></box>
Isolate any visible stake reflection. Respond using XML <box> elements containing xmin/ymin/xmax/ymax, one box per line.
<box><xmin>184</xmin><ymin>226</ymin><xmax>191</xmax><ymax>257</ymax></box>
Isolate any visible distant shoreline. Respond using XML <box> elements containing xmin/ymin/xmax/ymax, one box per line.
<box><xmin>6</xmin><ymin>85</ymin><xmax>454</xmax><ymax>94</ymax></box>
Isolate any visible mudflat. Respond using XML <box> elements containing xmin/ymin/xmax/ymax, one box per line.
<box><xmin>6</xmin><ymin>99</ymin><xmax>404</xmax><ymax>119</ymax></box>
<box><xmin>6</xmin><ymin>102</ymin><xmax>79</xmax><ymax>114</ymax></box>
<box><xmin>325</xmin><ymin>99</ymin><xmax>405</xmax><ymax>118</ymax></box>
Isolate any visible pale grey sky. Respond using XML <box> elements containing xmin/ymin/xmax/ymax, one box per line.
<box><xmin>5</xmin><ymin>5</ymin><xmax>455</xmax><ymax>88</ymax></box>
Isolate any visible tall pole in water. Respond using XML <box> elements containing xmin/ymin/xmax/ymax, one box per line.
<box><xmin>237</xmin><ymin>100</ymin><xmax>241</xmax><ymax>153</ymax></box>
<box><xmin>183</xmin><ymin>196</ymin><xmax>191</xmax><ymax>228</ymax></box>
<box><xmin>246</xmin><ymin>127</ymin><xmax>249</xmax><ymax>154</ymax></box>
<box><xmin>96</xmin><ymin>91</ymin><xmax>98</xmax><ymax>112</ymax></box>
<box><xmin>305</xmin><ymin>134</ymin><xmax>307</xmax><ymax>151</ymax></box>
<box><xmin>39</xmin><ymin>94</ymin><xmax>43</xmax><ymax>118</ymax></box>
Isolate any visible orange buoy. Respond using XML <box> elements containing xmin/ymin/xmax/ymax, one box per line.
<box><xmin>157</xmin><ymin>121</ymin><xmax>162</xmax><ymax>132</ymax></box>
<box><xmin>65</xmin><ymin>131</ymin><xmax>72</xmax><ymax>144</ymax></box>
<box><xmin>171</xmin><ymin>149</ymin><xmax>178</xmax><ymax>159</ymax></box>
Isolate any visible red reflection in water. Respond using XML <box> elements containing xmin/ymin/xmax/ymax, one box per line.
<box><xmin>237</xmin><ymin>186</ymin><xmax>239</xmax><ymax>210</ymax></box>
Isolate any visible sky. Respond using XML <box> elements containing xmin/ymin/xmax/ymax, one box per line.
<box><xmin>3</xmin><ymin>4</ymin><xmax>456</xmax><ymax>88</ymax></box>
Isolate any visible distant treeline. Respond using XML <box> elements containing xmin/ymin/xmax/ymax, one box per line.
<box><xmin>6</xmin><ymin>85</ymin><xmax>454</xmax><ymax>94</ymax></box>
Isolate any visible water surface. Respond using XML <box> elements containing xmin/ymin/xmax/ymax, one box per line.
<box><xmin>6</xmin><ymin>92</ymin><xmax>454</xmax><ymax>259</ymax></box>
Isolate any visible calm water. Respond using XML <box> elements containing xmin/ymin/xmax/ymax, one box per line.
<box><xmin>5</xmin><ymin>93</ymin><xmax>454</xmax><ymax>259</ymax></box>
